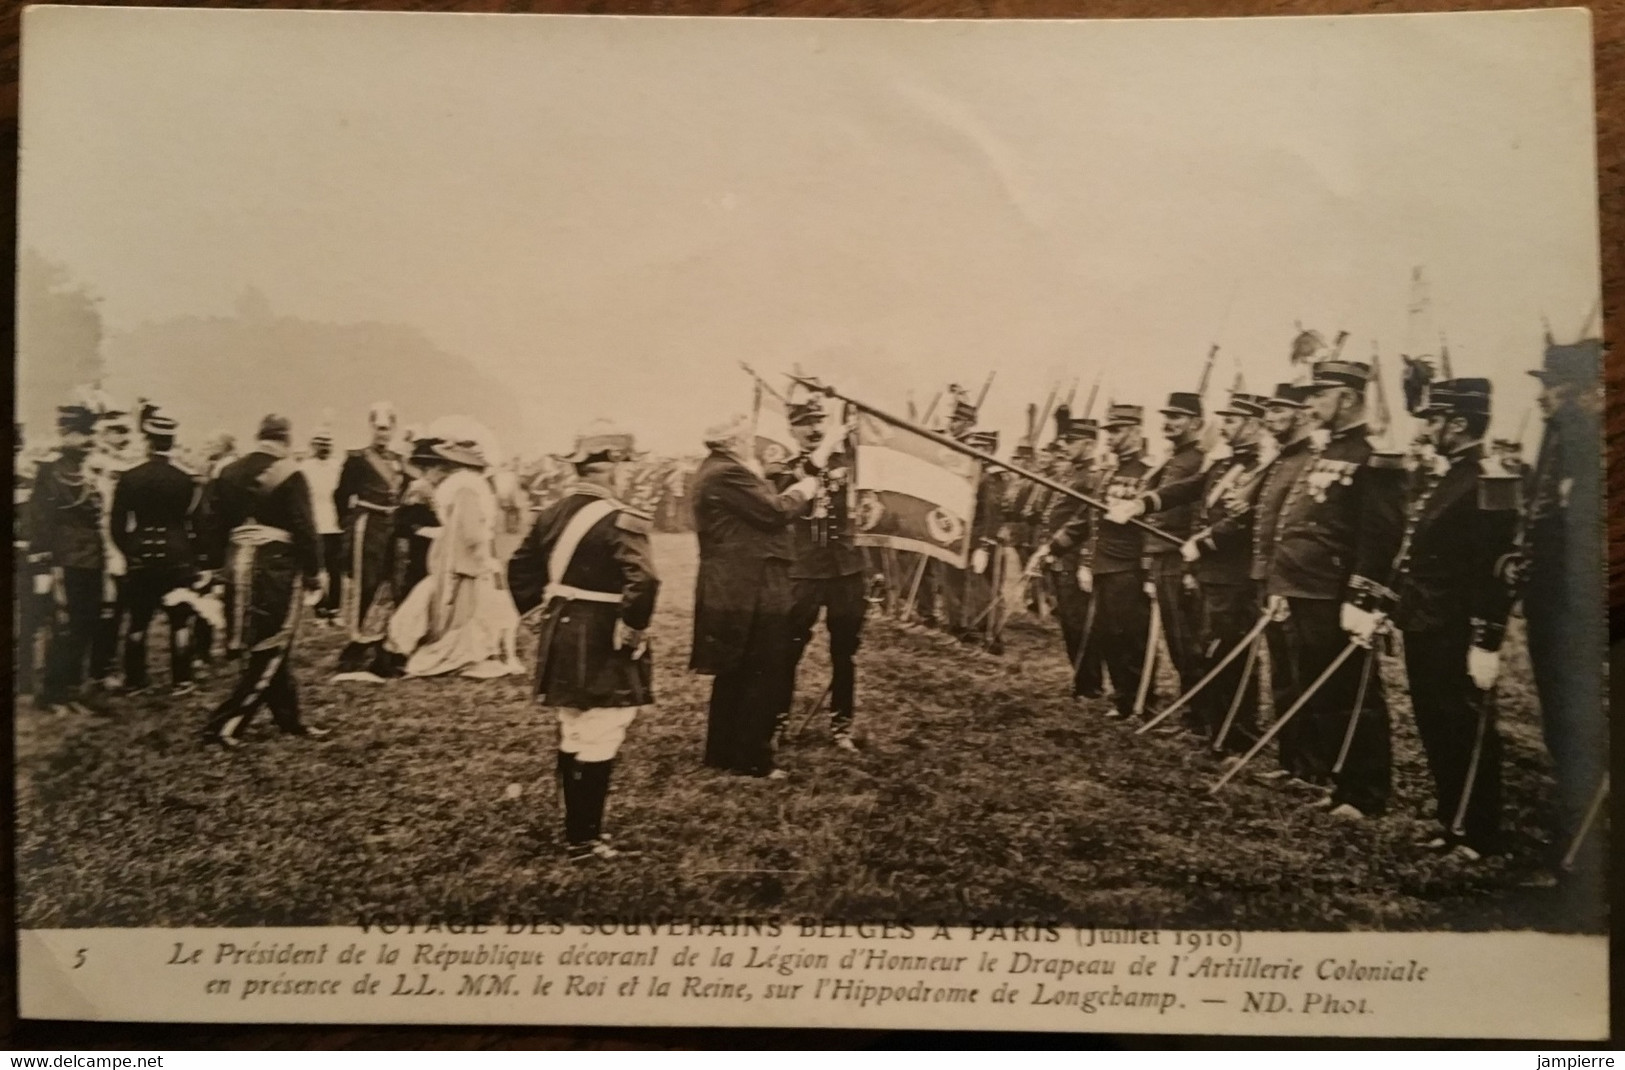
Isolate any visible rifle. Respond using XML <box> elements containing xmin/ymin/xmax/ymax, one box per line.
<box><xmin>788</xmin><ymin>374</ymin><xmax>1183</xmax><ymax>547</ymax></box>
<box><xmin>1195</xmin><ymin>344</ymin><xmax>1220</xmax><ymax>397</ymax></box>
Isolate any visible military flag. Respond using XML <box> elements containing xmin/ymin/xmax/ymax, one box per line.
<box><xmin>851</xmin><ymin>411</ymin><xmax>979</xmax><ymax>568</ymax></box>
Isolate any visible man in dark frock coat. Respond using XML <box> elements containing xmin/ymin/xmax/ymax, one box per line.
<box><xmin>689</xmin><ymin>413</ymin><xmax>829</xmax><ymax>779</ymax></box>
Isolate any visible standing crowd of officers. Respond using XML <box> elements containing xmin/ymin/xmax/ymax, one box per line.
<box><xmin>14</xmin><ymin>333</ymin><xmax>1606</xmax><ymax>889</ymax></box>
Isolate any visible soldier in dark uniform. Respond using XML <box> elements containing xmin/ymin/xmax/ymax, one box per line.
<box><xmin>202</xmin><ymin>415</ymin><xmax>330</xmax><ymax>748</ymax></box>
<box><xmin>1519</xmin><ymin>338</ymin><xmax>1605</xmax><ymax>887</ymax></box>
<box><xmin>1366</xmin><ymin>379</ymin><xmax>1518</xmax><ymax>860</ymax></box>
<box><xmin>1143</xmin><ymin>392</ymin><xmax>1208</xmax><ymax>732</ymax></box>
<box><xmin>1035</xmin><ymin>409</ymin><xmax>1105</xmax><ymax>700</ymax></box>
<box><xmin>334</xmin><ymin>401</ymin><xmax>406</xmax><ymax>676</ymax></box>
<box><xmin>1048</xmin><ymin>403</ymin><xmax>1155</xmax><ymax>718</ymax></box>
<box><xmin>1250</xmin><ymin>383</ymin><xmax>1318</xmax><ymax>782</ymax></box>
<box><xmin>690</xmin><ymin>413</ymin><xmax>823</xmax><ymax>779</ymax></box>
<box><xmin>507</xmin><ymin>421</ymin><xmax>660</xmax><ymax>862</ymax></box>
<box><xmin>959</xmin><ymin>428</ymin><xmax>1006</xmax><ymax>650</ymax></box>
<box><xmin>15</xmin><ymin>424</ymin><xmax>48</xmax><ymax>696</ymax></box>
<box><xmin>777</xmin><ymin>399</ymin><xmax>868</xmax><ymax>750</ymax></box>
<box><xmin>1118</xmin><ymin>392</ymin><xmax>1272</xmax><ymax>751</ymax></box>
<box><xmin>87</xmin><ymin>404</ymin><xmax>141</xmax><ymax>688</ymax></box>
<box><xmin>111</xmin><ymin>409</ymin><xmax>204</xmax><ymax>696</ymax></box>
<box><xmin>1273</xmin><ymin>360</ymin><xmax>1404</xmax><ymax>819</ymax></box>
<box><xmin>29</xmin><ymin>403</ymin><xmax>107</xmax><ymax>714</ymax></box>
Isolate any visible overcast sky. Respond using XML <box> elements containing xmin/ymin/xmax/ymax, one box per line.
<box><xmin>18</xmin><ymin>7</ymin><xmax>1601</xmax><ymax>455</ymax></box>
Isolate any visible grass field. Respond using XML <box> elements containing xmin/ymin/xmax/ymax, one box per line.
<box><xmin>14</xmin><ymin>533</ymin><xmax>1601</xmax><ymax>932</ymax></box>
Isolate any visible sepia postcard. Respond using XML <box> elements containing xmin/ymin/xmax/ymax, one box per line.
<box><xmin>12</xmin><ymin>5</ymin><xmax>1608</xmax><ymax>1038</ymax></box>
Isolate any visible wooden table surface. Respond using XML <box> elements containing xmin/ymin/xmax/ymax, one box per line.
<box><xmin>0</xmin><ymin>0</ymin><xmax>1616</xmax><ymax>1049</ymax></box>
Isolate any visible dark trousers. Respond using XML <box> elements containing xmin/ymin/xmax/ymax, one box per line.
<box><xmin>1281</xmin><ymin>597</ymin><xmax>1390</xmax><ymax>815</ymax></box>
<box><xmin>89</xmin><ymin>574</ymin><xmax>126</xmax><ymax>682</ymax></box>
<box><xmin>704</xmin><ymin>608</ymin><xmax>789</xmax><ymax>776</ymax></box>
<box><xmin>337</xmin><ymin>514</ymin><xmax>394</xmax><ymax>672</ymax></box>
<box><xmin>318</xmin><ymin>533</ymin><xmax>343</xmax><ymax>615</ymax></box>
<box><xmin>15</xmin><ymin>565</ymin><xmax>48</xmax><ymax>695</ymax></box>
<box><xmin>1404</xmin><ymin>623</ymin><xmax>1501</xmax><ymax>852</ymax></box>
<box><xmin>40</xmin><ymin>567</ymin><xmax>102</xmax><ymax>706</ymax></box>
<box><xmin>205</xmin><ymin>547</ymin><xmax>307</xmax><ymax>737</ymax></box>
<box><xmin>123</xmin><ymin>567</ymin><xmax>195</xmax><ymax>690</ymax></box>
<box><xmin>1196</xmin><ymin>580</ymin><xmax>1261</xmax><ymax>752</ymax></box>
<box><xmin>557</xmin><ymin>752</ymin><xmax>615</xmax><ymax>846</ymax></box>
<box><xmin>1051</xmin><ymin>560</ymin><xmax>1103</xmax><ymax>697</ymax></box>
<box><xmin>1264</xmin><ymin>613</ymin><xmax>1305</xmax><ymax>777</ymax></box>
<box><xmin>1525</xmin><ymin>582</ymin><xmax>1607</xmax><ymax>877</ymax></box>
<box><xmin>1096</xmin><ymin>569</ymin><xmax>1152</xmax><ymax>716</ymax></box>
<box><xmin>786</xmin><ymin>573</ymin><xmax>867</xmax><ymax>731</ymax></box>
<box><xmin>1148</xmin><ymin>558</ymin><xmax>1203</xmax><ymax>729</ymax></box>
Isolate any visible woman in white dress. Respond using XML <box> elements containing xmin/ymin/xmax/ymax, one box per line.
<box><xmin>385</xmin><ymin>420</ymin><xmax>522</xmax><ymax>679</ymax></box>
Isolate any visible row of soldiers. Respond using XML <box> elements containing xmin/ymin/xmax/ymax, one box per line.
<box><xmin>1000</xmin><ymin>343</ymin><xmax>1603</xmax><ymax>884</ymax></box>
<box><xmin>14</xmin><ymin>397</ymin><xmax>472</xmax><ymax>735</ymax></box>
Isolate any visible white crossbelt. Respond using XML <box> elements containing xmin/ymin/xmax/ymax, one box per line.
<box><xmin>544</xmin><ymin>498</ymin><xmax>622</xmax><ymax>604</ymax></box>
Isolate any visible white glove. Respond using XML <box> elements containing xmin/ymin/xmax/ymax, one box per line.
<box><xmin>1179</xmin><ymin>538</ymin><xmax>1201</xmax><ymax>564</ymax></box>
<box><xmin>304</xmin><ymin>573</ymin><xmax>329</xmax><ymax>607</ymax></box>
<box><xmin>1143</xmin><ymin>579</ymin><xmax>1158</xmax><ymax>597</ymax></box>
<box><xmin>1467</xmin><ymin>646</ymin><xmax>1500</xmax><ymax>691</ymax></box>
<box><xmin>417</xmin><ymin>525</ymin><xmax>444</xmax><ymax>541</ymax></box>
<box><xmin>1181</xmin><ymin>572</ymin><xmax>1199</xmax><ymax>592</ymax></box>
<box><xmin>1024</xmin><ymin>547</ymin><xmax>1051</xmax><ymax>577</ymax></box>
<box><xmin>971</xmin><ymin>548</ymin><xmax>989</xmax><ymax>575</ymax></box>
<box><xmin>1266</xmin><ymin>594</ymin><xmax>1291</xmax><ymax>623</ymax></box>
<box><xmin>788</xmin><ymin>476</ymin><xmax>819</xmax><ymax>500</ymax></box>
<box><xmin>1076</xmin><ymin>565</ymin><xmax>1093</xmax><ymax>593</ymax></box>
<box><xmin>1106</xmin><ymin>499</ymin><xmax>1145</xmax><ymax>525</ymax></box>
<box><xmin>613</xmin><ymin>619</ymin><xmax>648</xmax><ymax>658</ymax></box>
<box><xmin>1340</xmin><ymin>603</ymin><xmax>1384</xmax><ymax>647</ymax></box>
<box><xmin>32</xmin><ymin>572</ymin><xmax>51</xmax><ymax>597</ymax></box>
<box><xmin>193</xmin><ymin>570</ymin><xmax>214</xmax><ymax>590</ymax></box>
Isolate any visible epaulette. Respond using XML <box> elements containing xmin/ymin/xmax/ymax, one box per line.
<box><xmin>615</xmin><ymin>507</ymin><xmax>653</xmax><ymax>535</ymax></box>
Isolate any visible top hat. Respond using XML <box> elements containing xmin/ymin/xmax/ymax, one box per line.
<box><xmin>1103</xmin><ymin>403</ymin><xmax>1143</xmax><ymax>428</ymax></box>
<box><xmin>1265</xmin><ymin>382</ymin><xmax>1310</xmax><ymax>408</ymax></box>
<box><xmin>56</xmin><ymin>404</ymin><xmax>99</xmax><ymax>436</ymax></box>
<box><xmin>961</xmin><ymin>429</ymin><xmax>999</xmax><ymax>453</ymax></box>
<box><xmin>565</xmin><ymin>419</ymin><xmax>636</xmax><ymax>464</ymax></box>
<box><xmin>947</xmin><ymin>384</ymin><xmax>978</xmax><ymax>425</ymax></box>
<box><xmin>1308</xmin><ymin>360</ymin><xmax>1371</xmax><ymax>392</ymax></box>
<box><xmin>1491</xmin><ymin>437</ymin><xmax>1523</xmax><ymax>452</ymax></box>
<box><xmin>1528</xmin><ymin>340</ymin><xmax>1600</xmax><ymax>386</ymax></box>
<box><xmin>1158</xmin><ymin>392</ymin><xmax>1203</xmax><ymax>418</ymax></box>
<box><xmin>257</xmin><ymin>414</ymin><xmax>293</xmax><ymax>442</ymax></box>
<box><xmin>787</xmin><ymin>399</ymin><xmax>825</xmax><ymax>427</ymax></box>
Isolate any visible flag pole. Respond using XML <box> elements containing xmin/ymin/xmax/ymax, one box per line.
<box><xmin>788</xmin><ymin>374</ymin><xmax>1183</xmax><ymax>546</ymax></box>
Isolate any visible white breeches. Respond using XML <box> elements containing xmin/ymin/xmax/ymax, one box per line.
<box><xmin>555</xmin><ymin>706</ymin><xmax>643</xmax><ymax>762</ymax></box>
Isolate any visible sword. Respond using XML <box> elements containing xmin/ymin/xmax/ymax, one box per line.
<box><xmin>1132</xmin><ymin>591</ymin><xmax>1162</xmax><ymax>718</ymax></box>
<box><xmin>1210</xmin><ymin>638</ymin><xmax>1362</xmax><ymax>793</ymax></box>
<box><xmin>1069</xmin><ymin>574</ymin><xmax>1100</xmax><ymax>686</ymax></box>
<box><xmin>1211</xmin><ymin>628</ymin><xmax>1263</xmax><ymax>753</ymax></box>
<box><xmin>1560</xmin><ymin>772</ymin><xmax>1610</xmax><ymax>872</ymax></box>
<box><xmin>1137</xmin><ymin>611</ymin><xmax>1271</xmax><ymax>735</ymax></box>
<box><xmin>1331</xmin><ymin>646</ymin><xmax>1377</xmax><ymax>776</ymax></box>
<box><xmin>1449</xmin><ymin>684</ymin><xmax>1495</xmax><ymax>839</ymax></box>
<box><xmin>793</xmin><ymin>679</ymin><xmax>834</xmax><ymax>741</ymax></box>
